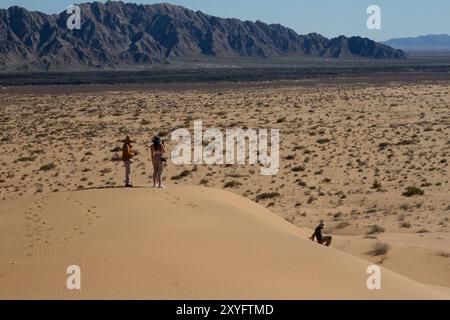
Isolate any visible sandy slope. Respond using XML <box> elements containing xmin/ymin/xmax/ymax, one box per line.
<box><xmin>0</xmin><ymin>186</ymin><xmax>447</xmax><ymax>299</ymax></box>
<box><xmin>329</xmin><ymin>232</ymin><xmax>450</xmax><ymax>287</ymax></box>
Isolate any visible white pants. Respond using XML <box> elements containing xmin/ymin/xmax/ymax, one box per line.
<box><xmin>124</xmin><ymin>160</ymin><xmax>132</xmax><ymax>185</ymax></box>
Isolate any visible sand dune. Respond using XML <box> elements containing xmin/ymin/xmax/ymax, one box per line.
<box><xmin>0</xmin><ymin>185</ymin><xmax>447</xmax><ymax>299</ymax></box>
<box><xmin>330</xmin><ymin>232</ymin><xmax>450</xmax><ymax>288</ymax></box>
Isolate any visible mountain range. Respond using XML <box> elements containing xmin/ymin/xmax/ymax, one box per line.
<box><xmin>384</xmin><ymin>34</ymin><xmax>450</xmax><ymax>52</ymax></box>
<box><xmin>0</xmin><ymin>1</ymin><xmax>407</xmax><ymax>70</ymax></box>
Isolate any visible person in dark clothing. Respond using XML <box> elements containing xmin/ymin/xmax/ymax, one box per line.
<box><xmin>310</xmin><ymin>221</ymin><xmax>332</xmax><ymax>246</ymax></box>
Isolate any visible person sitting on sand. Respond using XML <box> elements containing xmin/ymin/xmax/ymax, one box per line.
<box><xmin>151</xmin><ymin>136</ymin><xmax>166</xmax><ymax>189</ymax></box>
<box><xmin>310</xmin><ymin>221</ymin><xmax>332</xmax><ymax>247</ymax></box>
<box><xmin>122</xmin><ymin>136</ymin><xmax>136</xmax><ymax>188</ymax></box>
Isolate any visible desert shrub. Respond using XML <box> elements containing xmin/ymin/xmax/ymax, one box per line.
<box><xmin>378</xmin><ymin>142</ymin><xmax>390</xmax><ymax>151</ymax></box>
<box><xmin>171</xmin><ymin>170</ymin><xmax>191</xmax><ymax>180</ymax></box>
<box><xmin>291</xmin><ymin>166</ymin><xmax>305</xmax><ymax>172</ymax></box>
<box><xmin>111</xmin><ymin>153</ymin><xmax>122</xmax><ymax>162</ymax></box>
<box><xmin>307</xmin><ymin>196</ymin><xmax>316</xmax><ymax>204</ymax></box>
<box><xmin>372</xmin><ymin>180</ymin><xmax>382</xmax><ymax>190</ymax></box>
<box><xmin>224</xmin><ymin>180</ymin><xmax>242</xmax><ymax>188</ymax></box>
<box><xmin>367</xmin><ymin>224</ymin><xmax>385</xmax><ymax>235</ymax></box>
<box><xmin>316</xmin><ymin>138</ymin><xmax>331</xmax><ymax>144</ymax></box>
<box><xmin>399</xmin><ymin>204</ymin><xmax>410</xmax><ymax>211</ymax></box>
<box><xmin>285</xmin><ymin>154</ymin><xmax>296</xmax><ymax>160</ymax></box>
<box><xmin>335</xmin><ymin>221</ymin><xmax>351</xmax><ymax>230</ymax></box>
<box><xmin>436</xmin><ymin>252</ymin><xmax>450</xmax><ymax>258</ymax></box>
<box><xmin>402</xmin><ymin>186</ymin><xmax>424</xmax><ymax>197</ymax></box>
<box><xmin>333</xmin><ymin>212</ymin><xmax>343</xmax><ymax>220</ymax></box>
<box><xmin>369</xmin><ymin>242</ymin><xmax>391</xmax><ymax>256</ymax></box>
<box><xmin>400</xmin><ymin>221</ymin><xmax>412</xmax><ymax>229</ymax></box>
<box><xmin>16</xmin><ymin>156</ymin><xmax>37</xmax><ymax>162</ymax></box>
<box><xmin>256</xmin><ymin>192</ymin><xmax>280</xmax><ymax>201</ymax></box>
<box><xmin>39</xmin><ymin>163</ymin><xmax>56</xmax><ymax>172</ymax></box>
<box><xmin>226</xmin><ymin>173</ymin><xmax>243</xmax><ymax>178</ymax></box>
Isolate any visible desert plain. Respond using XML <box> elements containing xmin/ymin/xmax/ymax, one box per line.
<box><xmin>0</xmin><ymin>80</ymin><xmax>449</xmax><ymax>299</ymax></box>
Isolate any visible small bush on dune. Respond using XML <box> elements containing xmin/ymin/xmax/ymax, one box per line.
<box><xmin>224</xmin><ymin>180</ymin><xmax>242</xmax><ymax>188</ymax></box>
<box><xmin>335</xmin><ymin>221</ymin><xmax>351</xmax><ymax>230</ymax></box>
<box><xmin>367</xmin><ymin>225</ymin><xmax>385</xmax><ymax>235</ymax></box>
<box><xmin>369</xmin><ymin>242</ymin><xmax>391</xmax><ymax>256</ymax></box>
<box><xmin>171</xmin><ymin>170</ymin><xmax>191</xmax><ymax>181</ymax></box>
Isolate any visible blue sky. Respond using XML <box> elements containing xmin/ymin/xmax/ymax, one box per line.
<box><xmin>1</xmin><ymin>0</ymin><xmax>449</xmax><ymax>41</ymax></box>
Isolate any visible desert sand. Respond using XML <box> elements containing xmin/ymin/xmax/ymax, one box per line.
<box><xmin>0</xmin><ymin>81</ymin><xmax>449</xmax><ymax>299</ymax></box>
<box><xmin>0</xmin><ymin>186</ymin><xmax>447</xmax><ymax>299</ymax></box>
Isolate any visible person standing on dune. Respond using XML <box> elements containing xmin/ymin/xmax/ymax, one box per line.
<box><xmin>310</xmin><ymin>221</ymin><xmax>332</xmax><ymax>247</ymax></box>
<box><xmin>151</xmin><ymin>136</ymin><xmax>166</xmax><ymax>189</ymax></box>
<box><xmin>122</xmin><ymin>136</ymin><xmax>136</xmax><ymax>188</ymax></box>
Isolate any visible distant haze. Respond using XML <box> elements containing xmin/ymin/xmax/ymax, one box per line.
<box><xmin>384</xmin><ymin>34</ymin><xmax>450</xmax><ymax>52</ymax></box>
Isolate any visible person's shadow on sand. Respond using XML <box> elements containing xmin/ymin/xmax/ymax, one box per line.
<box><xmin>74</xmin><ymin>186</ymin><xmax>156</xmax><ymax>192</ymax></box>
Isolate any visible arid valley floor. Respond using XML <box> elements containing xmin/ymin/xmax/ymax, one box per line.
<box><xmin>0</xmin><ymin>79</ymin><xmax>449</xmax><ymax>298</ymax></box>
